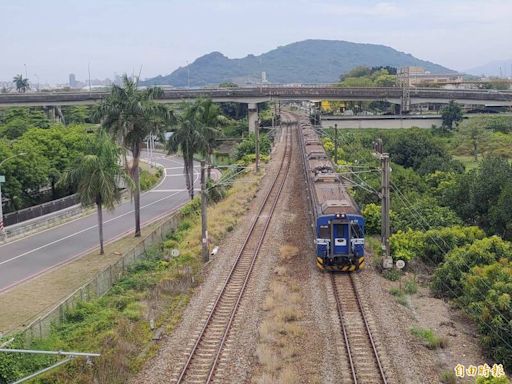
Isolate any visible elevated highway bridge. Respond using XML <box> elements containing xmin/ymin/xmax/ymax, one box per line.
<box><xmin>1</xmin><ymin>85</ymin><xmax>511</xmax><ymax>131</ymax></box>
<box><xmin>1</xmin><ymin>86</ymin><xmax>511</xmax><ymax>107</ymax></box>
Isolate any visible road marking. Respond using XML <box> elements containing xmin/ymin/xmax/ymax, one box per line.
<box><xmin>0</xmin><ymin>200</ymin><xmax>191</xmax><ymax>295</ymax></box>
<box><xmin>150</xmin><ymin>189</ymin><xmax>200</xmax><ymax>192</ymax></box>
<box><xmin>0</xmin><ymin>157</ymin><xmax>186</xmax><ymax>249</ymax></box>
<box><xmin>0</xmin><ymin>190</ymin><xmax>186</xmax><ymax>266</ymax></box>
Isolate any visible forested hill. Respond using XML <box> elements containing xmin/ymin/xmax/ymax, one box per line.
<box><xmin>143</xmin><ymin>39</ymin><xmax>454</xmax><ymax>86</ymax></box>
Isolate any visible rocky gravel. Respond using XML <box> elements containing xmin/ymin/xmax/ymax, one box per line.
<box><xmin>132</xmin><ymin>112</ymin><xmax>487</xmax><ymax>384</ymax></box>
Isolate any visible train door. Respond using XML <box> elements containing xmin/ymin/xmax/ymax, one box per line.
<box><xmin>331</xmin><ymin>222</ymin><xmax>349</xmax><ymax>256</ymax></box>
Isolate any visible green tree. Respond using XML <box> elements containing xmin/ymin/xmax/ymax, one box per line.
<box><xmin>182</xmin><ymin>98</ymin><xmax>225</xmax><ymax>178</ymax></box>
<box><xmin>458</xmin><ymin>119</ymin><xmax>491</xmax><ymax>161</ymax></box>
<box><xmin>59</xmin><ymin>132</ymin><xmax>132</xmax><ymax>254</ymax></box>
<box><xmin>12</xmin><ymin>74</ymin><xmax>30</xmax><ymax>93</ymax></box>
<box><xmin>446</xmin><ymin>157</ymin><xmax>512</xmax><ymax>233</ymax></box>
<box><xmin>440</xmin><ymin>100</ymin><xmax>463</xmax><ymax>131</ymax></box>
<box><xmin>167</xmin><ymin>113</ymin><xmax>208</xmax><ymax>199</ymax></box>
<box><xmin>386</xmin><ymin>129</ymin><xmax>449</xmax><ymax>171</ymax></box>
<box><xmin>95</xmin><ymin>75</ymin><xmax>173</xmax><ymax>237</ymax></box>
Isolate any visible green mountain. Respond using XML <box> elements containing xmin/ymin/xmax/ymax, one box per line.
<box><xmin>143</xmin><ymin>39</ymin><xmax>454</xmax><ymax>86</ymax></box>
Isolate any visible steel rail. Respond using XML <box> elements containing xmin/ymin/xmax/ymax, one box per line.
<box><xmin>206</xmin><ymin>122</ymin><xmax>293</xmax><ymax>383</ymax></box>
<box><xmin>175</xmin><ymin>117</ymin><xmax>293</xmax><ymax>383</ymax></box>
<box><xmin>331</xmin><ymin>274</ymin><xmax>387</xmax><ymax>384</ymax></box>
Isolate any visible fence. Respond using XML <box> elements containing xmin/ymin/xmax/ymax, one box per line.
<box><xmin>14</xmin><ymin>208</ymin><xmax>184</xmax><ymax>343</ymax></box>
<box><xmin>4</xmin><ymin>194</ymin><xmax>80</xmax><ymax>226</ymax></box>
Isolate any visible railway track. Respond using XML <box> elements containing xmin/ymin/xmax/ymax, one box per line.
<box><xmin>173</xmin><ymin>121</ymin><xmax>293</xmax><ymax>384</ymax></box>
<box><xmin>331</xmin><ymin>273</ymin><xmax>388</xmax><ymax>384</ymax></box>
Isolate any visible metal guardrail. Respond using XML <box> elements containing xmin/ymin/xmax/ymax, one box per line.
<box><xmin>3</xmin><ymin>194</ymin><xmax>79</xmax><ymax>227</ymax></box>
<box><xmin>0</xmin><ymin>86</ymin><xmax>511</xmax><ymax>106</ymax></box>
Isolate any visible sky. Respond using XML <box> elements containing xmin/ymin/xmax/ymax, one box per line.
<box><xmin>1</xmin><ymin>0</ymin><xmax>512</xmax><ymax>84</ymax></box>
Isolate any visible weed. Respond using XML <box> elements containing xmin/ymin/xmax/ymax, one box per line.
<box><xmin>404</xmin><ymin>279</ymin><xmax>418</xmax><ymax>294</ymax></box>
<box><xmin>440</xmin><ymin>370</ymin><xmax>457</xmax><ymax>384</ymax></box>
<box><xmin>256</xmin><ymin>344</ymin><xmax>281</xmax><ymax>372</ymax></box>
<box><xmin>389</xmin><ymin>287</ymin><xmax>409</xmax><ymax>307</ymax></box>
<box><xmin>280</xmin><ymin>367</ymin><xmax>300</xmax><ymax>384</ymax></box>
<box><xmin>256</xmin><ymin>373</ymin><xmax>278</xmax><ymax>384</ymax></box>
<box><xmin>279</xmin><ymin>245</ymin><xmax>299</xmax><ymax>261</ymax></box>
<box><xmin>410</xmin><ymin>327</ymin><xmax>447</xmax><ymax>350</ymax></box>
<box><xmin>275</xmin><ymin>305</ymin><xmax>300</xmax><ymax>323</ymax></box>
<box><xmin>383</xmin><ymin>269</ymin><xmax>401</xmax><ymax>281</ymax></box>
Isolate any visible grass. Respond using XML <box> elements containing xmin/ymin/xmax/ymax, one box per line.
<box><xmin>0</xmin><ymin>168</ymin><xmax>262</xmax><ymax>384</ymax></box>
<box><xmin>389</xmin><ymin>287</ymin><xmax>409</xmax><ymax>307</ymax></box>
<box><xmin>410</xmin><ymin>326</ymin><xmax>447</xmax><ymax>350</ymax></box>
<box><xmin>404</xmin><ymin>279</ymin><xmax>418</xmax><ymax>294</ymax></box>
<box><xmin>440</xmin><ymin>370</ymin><xmax>457</xmax><ymax>384</ymax></box>
<box><xmin>383</xmin><ymin>268</ymin><xmax>402</xmax><ymax>281</ymax></box>
<box><xmin>0</xmin><ymin>216</ymin><xmax>168</xmax><ymax>334</ymax></box>
<box><xmin>253</xmin><ymin>244</ymin><xmax>305</xmax><ymax>383</ymax></box>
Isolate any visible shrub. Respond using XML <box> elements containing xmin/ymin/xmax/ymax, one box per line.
<box><xmin>431</xmin><ymin>236</ymin><xmax>512</xmax><ymax>298</ymax></box>
<box><xmin>476</xmin><ymin>376</ymin><xmax>510</xmax><ymax>384</ymax></box>
<box><xmin>392</xmin><ymin>196</ymin><xmax>462</xmax><ymax>232</ymax></box>
<box><xmin>461</xmin><ymin>259</ymin><xmax>512</xmax><ymax>369</ymax></box>
<box><xmin>362</xmin><ymin>203</ymin><xmax>381</xmax><ymax>235</ymax></box>
<box><xmin>234</xmin><ymin>133</ymin><xmax>271</xmax><ymax>160</ymax></box>
<box><xmin>390</xmin><ymin>226</ymin><xmax>484</xmax><ymax>264</ymax></box>
<box><xmin>139</xmin><ymin>169</ymin><xmax>159</xmax><ymax>191</ymax></box>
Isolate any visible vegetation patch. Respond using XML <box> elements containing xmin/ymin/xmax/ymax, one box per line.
<box><xmin>0</xmin><ymin>169</ymin><xmax>261</xmax><ymax>384</ymax></box>
<box><xmin>322</xmin><ymin>124</ymin><xmax>512</xmax><ymax>369</ymax></box>
<box><xmin>253</xmin><ymin>244</ymin><xmax>306</xmax><ymax>383</ymax></box>
<box><xmin>410</xmin><ymin>326</ymin><xmax>447</xmax><ymax>350</ymax></box>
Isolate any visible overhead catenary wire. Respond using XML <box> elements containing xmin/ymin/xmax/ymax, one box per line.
<box><xmin>323</xmin><ymin>122</ymin><xmax>512</xmax><ymax>346</ymax></box>
<box><xmin>389</xmin><ymin>182</ymin><xmax>512</xmax><ymax>351</ymax></box>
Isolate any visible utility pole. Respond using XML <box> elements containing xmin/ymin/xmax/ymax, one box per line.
<box><xmin>201</xmin><ymin>160</ymin><xmax>209</xmax><ymax>262</ymax></box>
<box><xmin>255</xmin><ymin>118</ymin><xmax>260</xmax><ymax>173</ymax></box>
<box><xmin>373</xmin><ymin>139</ymin><xmax>392</xmax><ymax>269</ymax></box>
<box><xmin>334</xmin><ymin>123</ymin><xmax>339</xmax><ymax>165</ymax></box>
<box><xmin>381</xmin><ymin>153</ymin><xmax>392</xmax><ymax>269</ymax></box>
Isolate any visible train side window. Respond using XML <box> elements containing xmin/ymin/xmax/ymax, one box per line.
<box><xmin>319</xmin><ymin>226</ymin><xmax>330</xmax><ymax>239</ymax></box>
<box><xmin>350</xmin><ymin>224</ymin><xmax>363</xmax><ymax>238</ymax></box>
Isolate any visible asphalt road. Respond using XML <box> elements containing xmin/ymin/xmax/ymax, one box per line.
<box><xmin>0</xmin><ymin>152</ymin><xmax>198</xmax><ymax>292</ymax></box>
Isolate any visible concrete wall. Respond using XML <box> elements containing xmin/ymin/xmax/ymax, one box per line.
<box><xmin>320</xmin><ymin>116</ymin><xmax>441</xmax><ymax>129</ymax></box>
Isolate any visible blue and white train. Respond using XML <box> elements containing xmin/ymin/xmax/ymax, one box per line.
<box><xmin>299</xmin><ymin>116</ymin><xmax>365</xmax><ymax>271</ymax></box>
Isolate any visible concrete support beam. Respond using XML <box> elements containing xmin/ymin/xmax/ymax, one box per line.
<box><xmin>248</xmin><ymin>103</ymin><xmax>258</xmax><ymax>133</ymax></box>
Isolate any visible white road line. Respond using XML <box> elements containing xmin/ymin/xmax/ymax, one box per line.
<box><xmin>0</xmin><ymin>190</ymin><xmax>186</xmax><ymax>266</ymax></box>
<box><xmin>150</xmin><ymin>189</ymin><xmax>200</xmax><ymax>192</ymax></box>
<box><xmin>0</xmin><ymin>156</ymin><xmax>189</xmax><ymax>249</ymax></box>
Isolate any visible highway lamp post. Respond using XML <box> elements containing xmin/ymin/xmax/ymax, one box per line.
<box><xmin>0</xmin><ymin>153</ymin><xmax>27</xmax><ymax>239</ymax></box>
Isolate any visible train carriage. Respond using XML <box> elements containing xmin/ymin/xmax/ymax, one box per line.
<box><xmin>299</xmin><ymin>117</ymin><xmax>365</xmax><ymax>271</ymax></box>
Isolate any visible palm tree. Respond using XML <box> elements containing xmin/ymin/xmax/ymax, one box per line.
<box><xmin>183</xmin><ymin>98</ymin><xmax>226</xmax><ymax>179</ymax></box>
<box><xmin>94</xmin><ymin>75</ymin><xmax>173</xmax><ymax>237</ymax></box>
<box><xmin>59</xmin><ymin>132</ymin><xmax>133</xmax><ymax>254</ymax></box>
<box><xmin>13</xmin><ymin>74</ymin><xmax>29</xmax><ymax>93</ymax></box>
<box><xmin>167</xmin><ymin>112</ymin><xmax>207</xmax><ymax>199</ymax></box>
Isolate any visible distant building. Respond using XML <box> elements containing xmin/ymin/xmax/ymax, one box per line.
<box><xmin>398</xmin><ymin>66</ymin><xmax>463</xmax><ymax>87</ymax></box>
<box><xmin>69</xmin><ymin>73</ymin><xmax>77</xmax><ymax>88</ymax></box>
<box><xmin>261</xmin><ymin>71</ymin><xmax>268</xmax><ymax>83</ymax></box>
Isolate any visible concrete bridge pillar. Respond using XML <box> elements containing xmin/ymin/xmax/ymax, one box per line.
<box><xmin>248</xmin><ymin>103</ymin><xmax>258</xmax><ymax>133</ymax></box>
<box><xmin>45</xmin><ymin>106</ymin><xmax>65</xmax><ymax>124</ymax></box>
